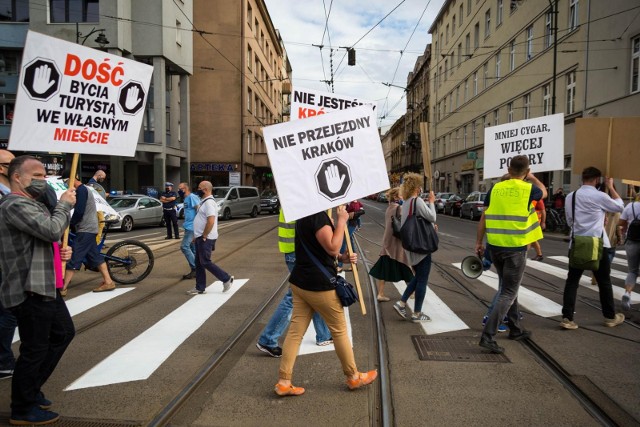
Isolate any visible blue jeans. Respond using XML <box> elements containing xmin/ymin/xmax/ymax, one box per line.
<box><xmin>401</xmin><ymin>254</ymin><xmax>432</xmax><ymax>313</ymax></box>
<box><xmin>258</xmin><ymin>253</ymin><xmax>331</xmax><ymax>347</ymax></box>
<box><xmin>482</xmin><ymin>250</ymin><xmax>527</xmax><ymax>339</ymax></box>
<box><xmin>180</xmin><ymin>229</ymin><xmax>196</xmax><ymax>270</ymax></box>
<box><xmin>0</xmin><ymin>304</ymin><xmax>17</xmax><ymax>371</ymax></box>
<box><xmin>195</xmin><ymin>238</ymin><xmax>231</xmax><ymax>292</ymax></box>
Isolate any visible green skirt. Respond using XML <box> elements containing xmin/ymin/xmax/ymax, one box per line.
<box><xmin>369</xmin><ymin>255</ymin><xmax>414</xmax><ymax>283</ymax></box>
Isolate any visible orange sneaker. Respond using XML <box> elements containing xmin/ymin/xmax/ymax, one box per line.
<box><xmin>346</xmin><ymin>370</ymin><xmax>378</xmax><ymax>390</ymax></box>
<box><xmin>274</xmin><ymin>383</ymin><xmax>305</xmax><ymax>396</ymax></box>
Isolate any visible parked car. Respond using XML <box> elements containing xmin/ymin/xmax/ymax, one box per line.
<box><xmin>434</xmin><ymin>192</ymin><xmax>455</xmax><ymax>213</ymax></box>
<box><xmin>377</xmin><ymin>191</ymin><xmax>388</xmax><ymax>203</ymax></box>
<box><xmin>260</xmin><ymin>189</ymin><xmax>280</xmax><ymax>214</ymax></box>
<box><xmin>212</xmin><ymin>186</ymin><xmax>261</xmax><ymax>220</ymax></box>
<box><xmin>444</xmin><ymin>194</ymin><xmax>467</xmax><ymax>216</ymax></box>
<box><xmin>108</xmin><ymin>195</ymin><xmax>165</xmax><ymax>232</ymax></box>
<box><xmin>459</xmin><ymin>192</ymin><xmax>487</xmax><ymax>220</ymax></box>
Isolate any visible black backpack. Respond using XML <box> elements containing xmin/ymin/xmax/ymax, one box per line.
<box><xmin>628</xmin><ymin>203</ymin><xmax>640</xmax><ymax>242</ymax></box>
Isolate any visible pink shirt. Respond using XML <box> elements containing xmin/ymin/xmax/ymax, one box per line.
<box><xmin>53</xmin><ymin>243</ymin><xmax>63</xmax><ymax>289</ymax></box>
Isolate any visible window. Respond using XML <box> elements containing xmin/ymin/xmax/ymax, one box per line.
<box><xmin>50</xmin><ymin>0</ymin><xmax>98</xmax><ymax>22</ymax></box>
<box><xmin>455</xmin><ymin>86</ymin><xmax>460</xmax><ymax>108</ymax></box>
<box><xmin>449</xmin><ymin>93</ymin><xmax>453</xmax><ymax>112</ymax></box>
<box><xmin>485</xmin><ymin>9</ymin><xmax>491</xmax><ymax>38</ymax></box>
<box><xmin>464</xmin><ymin>78</ymin><xmax>469</xmax><ymax>101</ymax></box>
<box><xmin>510</xmin><ymin>0</ymin><xmax>518</xmax><ymax>12</ymax></box>
<box><xmin>473</xmin><ymin>72</ymin><xmax>478</xmax><ymax>95</ymax></box>
<box><xmin>523</xmin><ymin>93</ymin><xmax>531</xmax><ymax>119</ymax></box>
<box><xmin>510</xmin><ymin>39</ymin><xmax>516</xmax><ymax>71</ymax></box>
<box><xmin>632</xmin><ymin>35</ymin><xmax>640</xmax><ymax>93</ymax></box>
<box><xmin>463</xmin><ymin>125</ymin><xmax>467</xmax><ymax>148</ymax></box>
<box><xmin>247</xmin><ymin>131</ymin><xmax>252</xmax><ymax>154</ymax></box>
<box><xmin>474</xmin><ymin>23</ymin><xmax>480</xmax><ymax>49</ymax></box>
<box><xmin>566</xmin><ymin>71</ymin><xmax>576</xmax><ymax>114</ymax></box>
<box><xmin>444</xmin><ymin>59</ymin><xmax>448</xmax><ymax>80</ymax></box>
<box><xmin>446</xmin><ymin>24</ymin><xmax>450</xmax><ymax>43</ymax></box>
<box><xmin>452</xmin><ymin>16</ymin><xmax>456</xmax><ymax>35</ymax></box>
<box><xmin>507</xmin><ymin>102</ymin><xmax>513</xmax><ymax>122</ymax></box>
<box><xmin>0</xmin><ymin>94</ymin><xmax>15</xmax><ymax>125</ymax></box>
<box><xmin>439</xmin><ymin>65</ymin><xmax>443</xmax><ymax>86</ymax></box>
<box><xmin>496</xmin><ymin>0</ymin><xmax>503</xmax><ymax>27</ymax></box>
<box><xmin>467</xmin><ymin>0</ymin><xmax>471</xmax><ymax>16</ymax></box>
<box><xmin>443</xmin><ymin>96</ymin><xmax>447</xmax><ymax>116</ymax></box>
<box><xmin>543</xmin><ymin>84</ymin><xmax>551</xmax><ymax>115</ymax></box>
<box><xmin>465</xmin><ymin>33</ymin><xmax>471</xmax><ymax>56</ymax></box>
<box><xmin>176</xmin><ymin>20</ymin><xmax>182</xmax><ymax>46</ymax></box>
<box><xmin>493</xmin><ymin>109</ymin><xmax>499</xmax><ymax>126</ymax></box>
<box><xmin>254</xmin><ymin>55</ymin><xmax>259</xmax><ymax>77</ymax></box>
<box><xmin>569</xmin><ymin>0</ymin><xmax>579</xmax><ymax>31</ymax></box>
<box><xmin>455</xmin><ymin>129</ymin><xmax>460</xmax><ymax>151</ymax></box>
<box><xmin>483</xmin><ymin>62</ymin><xmax>489</xmax><ymax>88</ymax></box>
<box><xmin>460</xmin><ymin>4</ymin><xmax>464</xmax><ymax>25</ymax></box>
<box><xmin>458</xmin><ymin>43</ymin><xmax>462</xmax><ymax>65</ymax></box>
<box><xmin>472</xmin><ymin>121</ymin><xmax>477</xmax><ymax>145</ymax></box>
<box><xmin>0</xmin><ymin>0</ymin><xmax>29</xmax><ymax>21</ymax></box>
<box><xmin>247</xmin><ymin>88</ymin><xmax>253</xmax><ymax>112</ymax></box>
<box><xmin>247</xmin><ymin>47</ymin><xmax>252</xmax><ymax>70</ymax></box>
<box><xmin>526</xmin><ymin>25</ymin><xmax>534</xmax><ymax>60</ymax></box>
<box><xmin>495</xmin><ymin>50</ymin><xmax>501</xmax><ymax>80</ymax></box>
<box><xmin>247</xmin><ymin>2</ymin><xmax>252</xmax><ymax>26</ymax></box>
<box><xmin>545</xmin><ymin>9</ymin><xmax>553</xmax><ymax>49</ymax></box>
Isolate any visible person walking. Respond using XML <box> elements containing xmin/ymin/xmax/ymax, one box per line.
<box><xmin>160</xmin><ymin>182</ymin><xmax>180</xmax><ymax>240</ymax></box>
<box><xmin>393</xmin><ymin>173</ymin><xmax>437</xmax><ymax>322</ymax></box>
<box><xmin>86</xmin><ymin>169</ymin><xmax>107</xmax><ymax>199</ymax></box>
<box><xmin>62</xmin><ymin>170</ymin><xmax>115</xmax><ymax>294</ymax></box>
<box><xmin>474</xmin><ymin>155</ymin><xmax>546</xmax><ymax>354</ymax></box>
<box><xmin>561</xmin><ymin>167</ymin><xmax>625</xmax><ymax>330</ymax></box>
<box><xmin>177</xmin><ymin>182</ymin><xmax>200</xmax><ymax>280</ymax></box>
<box><xmin>0</xmin><ymin>149</ymin><xmax>17</xmax><ymax>381</ymax></box>
<box><xmin>369</xmin><ymin>187</ymin><xmax>413</xmax><ymax>302</ymax></box>
<box><xmin>187</xmin><ymin>181</ymin><xmax>233</xmax><ymax>295</ymax></box>
<box><xmin>617</xmin><ymin>194</ymin><xmax>640</xmax><ymax>310</ymax></box>
<box><xmin>256</xmin><ymin>208</ymin><xmax>332</xmax><ymax>358</ymax></box>
<box><xmin>0</xmin><ymin>156</ymin><xmax>76</xmax><ymax>425</ymax></box>
<box><xmin>530</xmin><ymin>199</ymin><xmax>546</xmax><ymax>261</ymax></box>
<box><xmin>274</xmin><ymin>205</ymin><xmax>377</xmax><ymax>396</ymax></box>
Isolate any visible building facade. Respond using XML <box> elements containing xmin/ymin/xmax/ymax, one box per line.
<box><xmin>428</xmin><ymin>0</ymin><xmax>640</xmax><ymax>195</ymax></box>
<box><xmin>190</xmin><ymin>0</ymin><xmax>289</xmax><ymax>190</ymax></box>
<box><xmin>0</xmin><ymin>0</ymin><xmax>193</xmax><ymax>194</ymax></box>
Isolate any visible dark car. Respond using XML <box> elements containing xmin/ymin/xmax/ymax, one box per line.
<box><xmin>444</xmin><ymin>194</ymin><xmax>467</xmax><ymax>216</ymax></box>
<box><xmin>260</xmin><ymin>189</ymin><xmax>279</xmax><ymax>214</ymax></box>
<box><xmin>459</xmin><ymin>191</ymin><xmax>487</xmax><ymax>220</ymax></box>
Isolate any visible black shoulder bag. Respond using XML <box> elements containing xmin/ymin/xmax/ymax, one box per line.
<box><xmin>400</xmin><ymin>197</ymin><xmax>439</xmax><ymax>254</ymax></box>
<box><xmin>300</xmin><ymin>239</ymin><xmax>359</xmax><ymax>307</ymax></box>
<box><xmin>391</xmin><ymin>205</ymin><xmax>402</xmax><ymax>238</ymax></box>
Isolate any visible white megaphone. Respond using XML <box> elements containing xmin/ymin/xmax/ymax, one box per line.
<box><xmin>461</xmin><ymin>256</ymin><xmax>484</xmax><ymax>279</ymax></box>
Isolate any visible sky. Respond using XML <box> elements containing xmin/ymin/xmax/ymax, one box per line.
<box><xmin>264</xmin><ymin>0</ymin><xmax>447</xmax><ymax>133</ymax></box>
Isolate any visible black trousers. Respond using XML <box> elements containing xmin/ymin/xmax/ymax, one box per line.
<box><xmin>9</xmin><ymin>291</ymin><xmax>75</xmax><ymax>415</ymax></box>
<box><xmin>164</xmin><ymin>209</ymin><xmax>179</xmax><ymax>238</ymax></box>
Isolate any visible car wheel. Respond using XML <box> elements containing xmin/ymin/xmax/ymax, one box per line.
<box><xmin>159</xmin><ymin>216</ymin><xmax>166</xmax><ymax>227</ymax></box>
<box><xmin>469</xmin><ymin>209</ymin><xmax>474</xmax><ymax>221</ymax></box>
<box><xmin>250</xmin><ymin>206</ymin><xmax>258</xmax><ymax>218</ymax></box>
<box><xmin>459</xmin><ymin>208</ymin><xmax>464</xmax><ymax>219</ymax></box>
<box><xmin>222</xmin><ymin>208</ymin><xmax>231</xmax><ymax>221</ymax></box>
<box><xmin>122</xmin><ymin>216</ymin><xmax>134</xmax><ymax>232</ymax></box>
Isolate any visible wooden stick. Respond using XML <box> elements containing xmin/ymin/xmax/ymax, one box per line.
<box><xmin>61</xmin><ymin>153</ymin><xmax>79</xmax><ymax>278</ymax></box>
<box><xmin>343</xmin><ymin>227</ymin><xmax>366</xmax><ymax>315</ymax></box>
<box><xmin>606</xmin><ymin>117</ymin><xmax>613</xmax><ymax>177</ymax></box>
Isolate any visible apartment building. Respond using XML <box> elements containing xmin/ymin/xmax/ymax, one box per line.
<box><xmin>190</xmin><ymin>0</ymin><xmax>290</xmax><ymax>189</ymax></box>
<box><xmin>428</xmin><ymin>0</ymin><xmax>640</xmax><ymax>194</ymax></box>
<box><xmin>0</xmin><ymin>0</ymin><xmax>193</xmax><ymax>193</ymax></box>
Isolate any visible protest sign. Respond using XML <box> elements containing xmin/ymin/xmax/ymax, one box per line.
<box><xmin>9</xmin><ymin>31</ymin><xmax>153</xmax><ymax>157</ymax></box>
<box><xmin>291</xmin><ymin>86</ymin><xmax>375</xmax><ymax>120</ymax></box>
<box><xmin>263</xmin><ymin>105</ymin><xmax>389</xmax><ymax>222</ymax></box>
<box><xmin>483</xmin><ymin>113</ymin><xmax>564</xmax><ymax>179</ymax></box>
<box><xmin>46</xmin><ymin>176</ymin><xmax>118</xmax><ymax>217</ymax></box>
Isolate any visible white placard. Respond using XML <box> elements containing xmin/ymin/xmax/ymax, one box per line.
<box><xmin>9</xmin><ymin>31</ymin><xmax>153</xmax><ymax>157</ymax></box>
<box><xmin>483</xmin><ymin>113</ymin><xmax>564</xmax><ymax>179</ymax></box>
<box><xmin>262</xmin><ymin>105</ymin><xmax>389</xmax><ymax>222</ymax></box>
<box><xmin>291</xmin><ymin>86</ymin><xmax>375</xmax><ymax>120</ymax></box>
<box><xmin>46</xmin><ymin>176</ymin><xmax>118</xmax><ymax>217</ymax></box>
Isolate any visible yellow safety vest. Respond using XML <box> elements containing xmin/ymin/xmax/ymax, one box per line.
<box><xmin>278</xmin><ymin>209</ymin><xmax>295</xmax><ymax>254</ymax></box>
<box><xmin>485</xmin><ymin>179</ymin><xmax>543</xmax><ymax>247</ymax></box>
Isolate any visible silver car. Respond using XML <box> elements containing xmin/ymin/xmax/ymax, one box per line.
<box><xmin>108</xmin><ymin>195</ymin><xmax>165</xmax><ymax>232</ymax></box>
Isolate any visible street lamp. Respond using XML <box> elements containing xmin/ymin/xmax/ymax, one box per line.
<box><xmin>76</xmin><ymin>23</ymin><xmax>110</xmax><ymax>47</ymax></box>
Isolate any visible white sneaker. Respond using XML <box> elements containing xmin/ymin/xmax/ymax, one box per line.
<box><xmin>186</xmin><ymin>287</ymin><xmax>205</xmax><ymax>295</ymax></box>
<box><xmin>603</xmin><ymin>313</ymin><xmax>625</xmax><ymax>327</ymax></box>
<box><xmin>223</xmin><ymin>276</ymin><xmax>234</xmax><ymax>292</ymax></box>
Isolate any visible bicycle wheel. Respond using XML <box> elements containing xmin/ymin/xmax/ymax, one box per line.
<box><xmin>105</xmin><ymin>239</ymin><xmax>154</xmax><ymax>284</ymax></box>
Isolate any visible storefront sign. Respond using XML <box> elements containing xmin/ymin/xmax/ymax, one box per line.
<box><xmin>190</xmin><ymin>163</ymin><xmax>235</xmax><ymax>172</ymax></box>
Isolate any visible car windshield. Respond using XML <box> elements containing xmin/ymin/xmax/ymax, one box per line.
<box><xmin>479</xmin><ymin>193</ymin><xmax>487</xmax><ymax>201</ymax></box>
<box><xmin>108</xmin><ymin>198</ymin><xmax>137</xmax><ymax>208</ymax></box>
<box><xmin>212</xmin><ymin>188</ymin><xmax>229</xmax><ymax>198</ymax></box>
<box><xmin>261</xmin><ymin>190</ymin><xmax>277</xmax><ymax>198</ymax></box>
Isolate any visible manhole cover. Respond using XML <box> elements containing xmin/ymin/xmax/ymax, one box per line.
<box><xmin>411</xmin><ymin>335</ymin><xmax>510</xmax><ymax>363</ymax></box>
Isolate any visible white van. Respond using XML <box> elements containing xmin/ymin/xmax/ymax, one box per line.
<box><xmin>212</xmin><ymin>186</ymin><xmax>261</xmax><ymax>220</ymax></box>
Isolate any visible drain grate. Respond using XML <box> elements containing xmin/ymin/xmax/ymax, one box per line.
<box><xmin>411</xmin><ymin>335</ymin><xmax>510</xmax><ymax>363</ymax></box>
<box><xmin>0</xmin><ymin>414</ymin><xmax>142</xmax><ymax>427</ymax></box>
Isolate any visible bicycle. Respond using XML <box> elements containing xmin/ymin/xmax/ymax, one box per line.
<box><xmin>545</xmin><ymin>207</ymin><xmax>570</xmax><ymax>234</ymax></box>
<box><xmin>69</xmin><ymin>219</ymin><xmax>154</xmax><ymax>284</ymax></box>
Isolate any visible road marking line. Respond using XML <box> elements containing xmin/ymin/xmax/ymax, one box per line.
<box><xmin>13</xmin><ymin>288</ymin><xmax>135</xmax><ymax>344</ymax></box>
<box><xmin>393</xmin><ymin>281</ymin><xmax>469</xmax><ymax>334</ymax></box>
<box><xmin>453</xmin><ymin>263</ymin><xmax>562</xmax><ymax>317</ymax></box>
<box><xmin>65</xmin><ymin>279</ymin><xmax>249</xmax><ymax>391</ymax></box>
<box><xmin>548</xmin><ymin>256</ymin><xmax>637</xmax><ymax>284</ymax></box>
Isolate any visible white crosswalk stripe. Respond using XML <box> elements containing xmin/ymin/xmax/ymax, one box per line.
<box><xmin>548</xmin><ymin>256</ymin><xmax>637</xmax><ymax>284</ymax></box>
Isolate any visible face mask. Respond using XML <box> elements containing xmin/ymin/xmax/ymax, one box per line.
<box><xmin>178</xmin><ymin>190</ymin><xmax>185</xmax><ymax>198</ymax></box>
<box><xmin>397</xmin><ymin>199</ymin><xmax>403</xmax><ymax>205</ymax></box>
<box><xmin>196</xmin><ymin>190</ymin><xmax>204</xmax><ymax>198</ymax></box>
<box><xmin>25</xmin><ymin>178</ymin><xmax>48</xmax><ymax>199</ymax></box>
<box><xmin>165</xmin><ymin>187</ymin><xmax>171</xmax><ymax>192</ymax></box>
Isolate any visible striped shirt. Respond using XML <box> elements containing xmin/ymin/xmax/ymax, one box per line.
<box><xmin>0</xmin><ymin>194</ymin><xmax>71</xmax><ymax>308</ymax></box>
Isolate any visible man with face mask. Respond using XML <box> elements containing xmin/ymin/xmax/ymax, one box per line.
<box><xmin>160</xmin><ymin>182</ymin><xmax>180</xmax><ymax>240</ymax></box>
<box><xmin>0</xmin><ymin>156</ymin><xmax>76</xmax><ymax>425</ymax></box>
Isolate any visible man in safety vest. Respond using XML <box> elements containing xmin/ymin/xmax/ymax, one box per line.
<box><xmin>475</xmin><ymin>155</ymin><xmax>547</xmax><ymax>354</ymax></box>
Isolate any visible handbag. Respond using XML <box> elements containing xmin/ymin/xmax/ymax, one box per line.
<box><xmin>300</xmin><ymin>239</ymin><xmax>359</xmax><ymax>307</ymax></box>
<box><xmin>400</xmin><ymin>197</ymin><xmax>439</xmax><ymax>254</ymax></box>
<box><xmin>568</xmin><ymin>189</ymin><xmax>603</xmax><ymax>270</ymax></box>
<box><xmin>391</xmin><ymin>205</ymin><xmax>402</xmax><ymax>238</ymax></box>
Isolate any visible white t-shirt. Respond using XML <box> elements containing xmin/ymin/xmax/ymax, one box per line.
<box><xmin>621</xmin><ymin>201</ymin><xmax>640</xmax><ymax>239</ymax></box>
<box><xmin>193</xmin><ymin>196</ymin><xmax>219</xmax><ymax>240</ymax></box>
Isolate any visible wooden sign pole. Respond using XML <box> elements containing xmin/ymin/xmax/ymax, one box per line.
<box><xmin>420</xmin><ymin>122</ymin><xmax>432</xmax><ymax>190</ymax></box>
<box><xmin>343</xmin><ymin>228</ymin><xmax>366</xmax><ymax>315</ymax></box>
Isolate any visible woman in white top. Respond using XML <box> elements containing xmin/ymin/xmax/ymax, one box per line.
<box><xmin>618</xmin><ymin>194</ymin><xmax>640</xmax><ymax>310</ymax></box>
